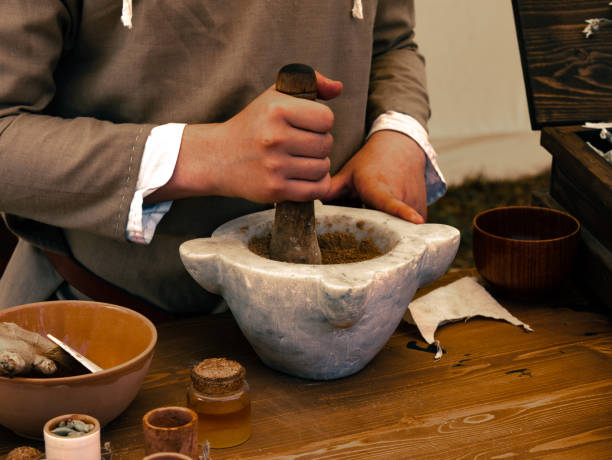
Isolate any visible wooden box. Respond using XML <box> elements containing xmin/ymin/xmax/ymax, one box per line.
<box><xmin>512</xmin><ymin>0</ymin><xmax>612</xmax><ymax>307</ymax></box>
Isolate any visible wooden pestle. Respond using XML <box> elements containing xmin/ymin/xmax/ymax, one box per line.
<box><xmin>269</xmin><ymin>64</ymin><xmax>322</xmax><ymax>264</ymax></box>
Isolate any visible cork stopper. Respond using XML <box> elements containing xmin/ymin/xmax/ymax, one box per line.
<box><xmin>190</xmin><ymin>358</ymin><xmax>246</xmax><ymax>395</ymax></box>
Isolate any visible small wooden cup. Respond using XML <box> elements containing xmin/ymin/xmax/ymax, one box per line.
<box><xmin>143</xmin><ymin>453</ymin><xmax>193</xmax><ymax>460</ymax></box>
<box><xmin>473</xmin><ymin>206</ymin><xmax>580</xmax><ymax>297</ymax></box>
<box><xmin>142</xmin><ymin>407</ymin><xmax>198</xmax><ymax>459</ymax></box>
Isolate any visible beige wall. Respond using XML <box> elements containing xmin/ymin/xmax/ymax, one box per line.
<box><xmin>414</xmin><ymin>0</ymin><xmax>551</xmax><ymax>184</ymax></box>
<box><xmin>415</xmin><ymin>0</ymin><xmax>532</xmax><ymax>138</ymax></box>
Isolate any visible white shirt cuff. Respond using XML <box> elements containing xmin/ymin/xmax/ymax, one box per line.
<box><xmin>126</xmin><ymin>123</ymin><xmax>186</xmax><ymax>244</ymax></box>
<box><xmin>125</xmin><ymin>114</ymin><xmax>445</xmax><ymax>242</ymax></box>
<box><xmin>368</xmin><ymin>111</ymin><xmax>447</xmax><ymax>205</ymax></box>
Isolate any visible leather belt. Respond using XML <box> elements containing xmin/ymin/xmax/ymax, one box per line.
<box><xmin>44</xmin><ymin>250</ymin><xmax>176</xmax><ymax>324</ymax></box>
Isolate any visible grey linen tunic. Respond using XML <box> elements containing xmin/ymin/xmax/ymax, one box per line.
<box><xmin>0</xmin><ymin>0</ymin><xmax>430</xmax><ymax>313</ymax></box>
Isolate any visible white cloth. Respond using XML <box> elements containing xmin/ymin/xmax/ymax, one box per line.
<box><xmin>126</xmin><ymin>112</ymin><xmax>447</xmax><ymax>244</ymax></box>
<box><xmin>405</xmin><ymin>277</ymin><xmax>533</xmax><ymax>360</ymax></box>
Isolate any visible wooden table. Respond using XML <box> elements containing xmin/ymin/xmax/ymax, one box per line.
<box><xmin>1</xmin><ymin>271</ymin><xmax>611</xmax><ymax>459</ymax></box>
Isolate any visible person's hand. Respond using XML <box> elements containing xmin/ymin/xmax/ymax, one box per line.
<box><xmin>147</xmin><ymin>72</ymin><xmax>343</xmax><ymax>204</ymax></box>
<box><xmin>0</xmin><ymin>322</ymin><xmax>68</xmax><ymax>376</ymax></box>
<box><xmin>323</xmin><ymin>130</ymin><xmax>428</xmax><ymax>224</ymax></box>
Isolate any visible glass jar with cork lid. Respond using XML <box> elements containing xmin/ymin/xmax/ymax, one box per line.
<box><xmin>187</xmin><ymin>358</ymin><xmax>251</xmax><ymax>448</ymax></box>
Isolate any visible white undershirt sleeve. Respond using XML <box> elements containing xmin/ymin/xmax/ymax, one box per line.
<box><xmin>368</xmin><ymin>111</ymin><xmax>447</xmax><ymax>205</ymax></box>
<box><xmin>125</xmin><ymin>112</ymin><xmax>446</xmax><ymax>244</ymax></box>
<box><xmin>126</xmin><ymin>123</ymin><xmax>186</xmax><ymax>244</ymax></box>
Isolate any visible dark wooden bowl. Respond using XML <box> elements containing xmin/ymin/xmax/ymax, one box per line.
<box><xmin>473</xmin><ymin>206</ymin><xmax>580</xmax><ymax>297</ymax></box>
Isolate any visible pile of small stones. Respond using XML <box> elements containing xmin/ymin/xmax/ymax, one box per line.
<box><xmin>51</xmin><ymin>418</ymin><xmax>95</xmax><ymax>437</ymax></box>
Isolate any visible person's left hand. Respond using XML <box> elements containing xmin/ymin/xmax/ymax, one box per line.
<box><xmin>323</xmin><ymin>130</ymin><xmax>427</xmax><ymax>223</ymax></box>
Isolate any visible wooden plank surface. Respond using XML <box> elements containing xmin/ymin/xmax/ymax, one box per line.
<box><xmin>540</xmin><ymin>127</ymin><xmax>612</xmax><ymax>252</ymax></box>
<box><xmin>532</xmin><ymin>190</ymin><xmax>612</xmax><ymax>310</ymax></box>
<box><xmin>1</xmin><ymin>272</ymin><xmax>611</xmax><ymax>459</ymax></box>
<box><xmin>541</xmin><ymin>126</ymin><xmax>612</xmax><ymax>210</ymax></box>
<box><xmin>538</xmin><ymin>125</ymin><xmax>612</xmax><ymax>307</ymax></box>
<box><xmin>512</xmin><ymin>0</ymin><xmax>612</xmax><ymax>128</ymax></box>
<box><xmin>550</xmin><ymin>160</ymin><xmax>611</xmax><ymax>250</ymax></box>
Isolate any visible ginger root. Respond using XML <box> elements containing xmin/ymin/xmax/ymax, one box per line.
<box><xmin>0</xmin><ymin>322</ymin><xmax>74</xmax><ymax>377</ymax></box>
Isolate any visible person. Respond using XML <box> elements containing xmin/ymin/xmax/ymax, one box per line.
<box><xmin>0</xmin><ymin>0</ymin><xmax>446</xmax><ymax>315</ymax></box>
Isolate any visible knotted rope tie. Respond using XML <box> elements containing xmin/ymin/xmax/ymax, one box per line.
<box><xmin>352</xmin><ymin>0</ymin><xmax>364</xmax><ymax>20</ymax></box>
<box><xmin>121</xmin><ymin>0</ymin><xmax>133</xmax><ymax>29</ymax></box>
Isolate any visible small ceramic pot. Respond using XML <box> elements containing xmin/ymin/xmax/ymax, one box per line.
<box><xmin>43</xmin><ymin>414</ymin><xmax>101</xmax><ymax>460</ymax></box>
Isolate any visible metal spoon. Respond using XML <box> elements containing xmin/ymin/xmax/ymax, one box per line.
<box><xmin>47</xmin><ymin>333</ymin><xmax>103</xmax><ymax>373</ymax></box>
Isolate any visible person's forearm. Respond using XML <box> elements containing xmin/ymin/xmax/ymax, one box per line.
<box><xmin>368</xmin><ymin>0</ymin><xmax>429</xmax><ymax>131</ymax></box>
<box><xmin>146</xmin><ymin>73</ymin><xmax>343</xmax><ymax>206</ymax></box>
<box><xmin>0</xmin><ymin>112</ymin><xmax>155</xmax><ymax>240</ymax></box>
<box><xmin>369</xmin><ymin>111</ymin><xmax>446</xmax><ymax>205</ymax></box>
<box><xmin>0</xmin><ymin>1</ymin><xmax>158</xmax><ymax>241</ymax></box>
<box><xmin>144</xmin><ymin>123</ymin><xmax>223</xmax><ymax>204</ymax></box>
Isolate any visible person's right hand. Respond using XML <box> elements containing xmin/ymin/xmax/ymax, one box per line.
<box><xmin>148</xmin><ymin>72</ymin><xmax>343</xmax><ymax>204</ymax></box>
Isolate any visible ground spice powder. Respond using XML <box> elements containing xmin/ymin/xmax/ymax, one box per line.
<box><xmin>249</xmin><ymin>231</ymin><xmax>383</xmax><ymax>264</ymax></box>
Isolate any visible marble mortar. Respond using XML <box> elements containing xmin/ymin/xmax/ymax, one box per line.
<box><xmin>180</xmin><ymin>202</ymin><xmax>460</xmax><ymax>380</ymax></box>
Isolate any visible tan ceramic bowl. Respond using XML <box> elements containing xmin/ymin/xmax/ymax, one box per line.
<box><xmin>473</xmin><ymin>206</ymin><xmax>580</xmax><ymax>297</ymax></box>
<box><xmin>0</xmin><ymin>300</ymin><xmax>157</xmax><ymax>439</ymax></box>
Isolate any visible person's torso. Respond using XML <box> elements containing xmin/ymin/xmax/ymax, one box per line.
<box><xmin>54</xmin><ymin>0</ymin><xmax>380</xmax><ymax>312</ymax></box>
